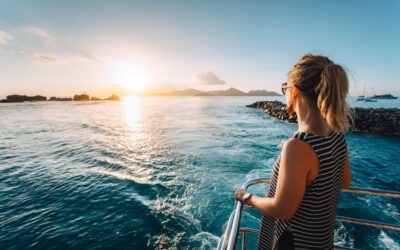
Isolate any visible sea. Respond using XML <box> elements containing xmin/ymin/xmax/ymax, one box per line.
<box><xmin>0</xmin><ymin>96</ymin><xmax>399</xmax><ymax>249</ymax></box>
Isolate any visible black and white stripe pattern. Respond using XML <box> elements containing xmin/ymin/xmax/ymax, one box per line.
<box><xmin>257</xmin><ymin>131</ymin><xmax>347</xmax><ymax>249</ymax></box>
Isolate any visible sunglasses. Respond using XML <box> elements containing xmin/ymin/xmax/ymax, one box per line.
<box><xmin>281</xmin><ymin>82</ymin><xmax>293</xmax><ymax>95</ymax></box>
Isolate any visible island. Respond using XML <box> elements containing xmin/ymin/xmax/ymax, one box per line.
<box><xmin>0</xmin><ymin>93</ymin><xmax>120</xmax><ymax>103</ymax></box>
<box><xmin>139</xmin><ymin>87</ymin><xmax>280</xmax><ymax>96</ymax></box>
<box><xmin>73</xmin><ymin>93</ymin><xmax>90</xmax><ymax>101</ymax></box>
<box><xmin>0</xmin><ymin>88</ymin><xmax>278</xmax><ymax>102</ymax></box>
<box><xmin>0</xmin><ymin>95</ymin><xmax>47</xmax><ymax>102</ymax></box>
<box><xmin>49</xmin><ymin>97</ymin><xmax>73</xmax><ymax>101</ymax></box>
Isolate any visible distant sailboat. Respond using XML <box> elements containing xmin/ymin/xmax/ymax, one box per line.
<box><xmin>364</xmin><ymin>98</ymin><xmax>377</xmax><ymax>102</ymax></box>
<box><xmin>356</xmin><ymin>95</ymin><xmax>365</xmax><ymax>101</ymax></box>
<box><xmin>364</xmin><ymin>86</ymin><xmax>378</xmax><ymax>102</ymax></box>
<box><xmin>370</xmin><ymin>94</ymin><xmax>398</xmax><ymax>100</ymax></box>
<box><xmin>357</xmin><ymin>84</ymin><xmax>366</xmax><ymax>101</ymax></box>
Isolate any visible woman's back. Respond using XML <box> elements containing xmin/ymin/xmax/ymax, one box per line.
<box><xmin>233</xmin><ymin>54</ymin><xmax>352</xmax><ymax>249</ymax></box>
<box><xmin>258</xmin><ymin>131</ymin><xmax>347</xmax><ymax>249</ymax></box>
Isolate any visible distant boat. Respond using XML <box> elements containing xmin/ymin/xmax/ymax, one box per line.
<box><xmin>357</xmin><ymin>84</ymin><xmax>367</xmax><ymax>101</ymax></box>
<box><xmin>370</xmin><ymin>94</ymin><xmax>398</xmax><ymax>100</ymax></box>
<box><xmin>356</xmin><ymin>95</ymin><xmax>365</xmax><ymax>101</ymax></box>
<box><xmin>364</xmin><ymin>98</ymin><xmax>377</xmax><ymax>102</ymax></box>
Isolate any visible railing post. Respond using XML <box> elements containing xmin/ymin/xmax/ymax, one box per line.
<box><xmin>221</xmin><ymin>179</ymin><xmax>271</xmax><ymax>250</ymax></box>
<box><xmin>219</xmin><ymin>211</ymin><xmax>235</xmax><ymax>249</ymax></box>
<box><xmin>241</xmin><ymin>231</ymin><xmax>246</xmax><ymax>250</ymax></box>
<box><xmin>227</xmin><ymin>201</ymin><xmax>243</xmax><ymax>249</ymax></box>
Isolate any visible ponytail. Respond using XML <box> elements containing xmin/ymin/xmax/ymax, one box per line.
<box><xmin>317</xmin><ymin>64</ymin><xmax>352</xmax><ymax>132</ymax></box>
<box><xmin>289</xmin><ymin>54</ymin><xmax>353</xmax><ymax>132</ymax></box>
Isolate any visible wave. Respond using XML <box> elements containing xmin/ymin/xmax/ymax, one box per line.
<box><xmin>1</xmin><ymin>96</ymin><xmax>399</xmax><ymax>249</ymax></box>
<box><xmin>378</xmin><ymin>230</ymin><xmax>399</xmax><ymax>249</ymax></box>
<box><xmin>89</xmin><ymin>167</ymin><xmax>154</xmax><ymax>186</ymax></box>
<box><xmin>191</xmin><ymin>231</ymin><xmax>220</xmax><ymax>249</ymax></box>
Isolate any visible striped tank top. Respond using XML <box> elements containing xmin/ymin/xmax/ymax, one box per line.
<box><xmin>257</xmin><ymin>131</ymin><xmax>347</xmax><ymax>249</ymax></box>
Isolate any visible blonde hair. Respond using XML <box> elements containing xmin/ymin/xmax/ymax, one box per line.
<box><xmin>288</xmin><ymin>54</ymin><xmax>353</xmax><ymax>132</ymax></box>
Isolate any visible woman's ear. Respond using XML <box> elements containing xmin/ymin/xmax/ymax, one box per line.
<box><xmin>292</xmin><ymin>87</ymin><xmax>299</xmax><ymax>98</ymax></box>
<box><xmin>288</xmin><ymin>88</ymin><xmax>298</xmax><ymax>117</ymax></box>
<box><xmin>288</xmin><ymin>102</ymin><xmax>295</xmax><ymax>116</ymax></box>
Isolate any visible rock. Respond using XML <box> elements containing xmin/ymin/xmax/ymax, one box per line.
<box><xmin>247</xmin><ymin>100</ymin><xmax>400</xmax><ymax>137</ymax></box>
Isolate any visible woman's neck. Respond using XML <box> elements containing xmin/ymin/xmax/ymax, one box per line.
<box><xmin>294</xmin><ymin>98</ymin><xmax>332</xmax><ymax>136</ymax></box>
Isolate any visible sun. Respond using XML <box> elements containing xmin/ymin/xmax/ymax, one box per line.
<box><xmin>107</xmin><ymin>61</ymin><xmax>151</xmax><ymax>92</ymax></box>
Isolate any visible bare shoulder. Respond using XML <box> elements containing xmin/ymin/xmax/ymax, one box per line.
<box><xmin>282</xmin><ymin>137</ymin><xmax>314</xmax><ymax>155</ymax></box>
<box><xmin>281</xmin><ymin>137</ymin><xmax>318</xmax><ymax>170</ymax></box>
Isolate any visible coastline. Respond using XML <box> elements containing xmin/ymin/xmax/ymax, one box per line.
<box><xmin>247</xmin><ymin>100</ymin><xmax>400</xmax><ymax>137</ymax></box>
<box><xmin>0</xmin><ymin>94</ymin><xmax>120</xmax><ymax>103</ymax></box>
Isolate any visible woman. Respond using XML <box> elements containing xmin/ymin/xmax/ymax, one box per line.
<box><xmin>235</xmin><ymin>54</ymin><xmax>352</xmax><ymax>249</ymax></box>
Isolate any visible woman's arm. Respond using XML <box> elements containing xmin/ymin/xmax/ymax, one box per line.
<box><xmin>235</xmin><ymin>138</ymin><xmax>317</xmax><ymax>220</ymax></box>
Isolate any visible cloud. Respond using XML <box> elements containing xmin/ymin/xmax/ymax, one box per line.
<box><xmin>0</xmin><ymin>26</ymin><xmax>98</xmax><ymax>64</ymax></box>
<box><xmin>19</xmin><ymin>26</ymin><xmax>54</xmax><ymax>43</ymax></box>
<box><xmin>19</xmin><ymin>26</ymin><xmax>52</xmax><ymax>38</ymax></box>
<box><xmin>28</xmin><ymin>52</ymin><xmax>58</xmax><ymax>63</ymax></box>
<box><xmin>0</xmin><ymin>30</ymin><xmax>13</xmax><ymax>45</ymax></box>
<box><xmin>196</xmin><ymin>71</ymin><xmax>226</xmax><ymax>85</ymax></box>
<box><xmin>1</xmin><ymin>47</ymin><xmax>58</xmax><ymax>63</ymax></box>
<box><xmin>1</xmin><ymin>47</ymin><xmax>97</xmax><ymax>64</ymax></box>
<box><xmin>77</xmin><ymin>54</ymin><xmax>100</xmax><ymax>62</ymax></box>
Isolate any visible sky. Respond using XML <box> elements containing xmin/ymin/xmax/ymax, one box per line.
<box><xmin>0</xmin><ymin>0</ymin><xmax>399</xmax><ymax>97</ymax></box>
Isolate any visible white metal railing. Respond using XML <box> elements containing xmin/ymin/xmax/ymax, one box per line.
<box><xmin>217</xmin><ymin>178</ymin><xmax>400</xmax><ymax>250</ymax></box>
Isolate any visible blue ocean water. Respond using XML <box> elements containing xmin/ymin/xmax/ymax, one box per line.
<box><xmin>0</xmin><ymin>96</ymin><xmax>399</xmax><ymax>249</ymax></box>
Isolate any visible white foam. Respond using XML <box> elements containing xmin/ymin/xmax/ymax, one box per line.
<box><xmin>192</xmin><ymin>231</ymin><xmax>220</xmax><ymax>249</ymax></box>
<box><xmin>334</xmin><ymin>222</ymin><xmax>354</xmax><ymax>249</ymax></box>
<box><xmin>89</xmin><ymin>167</ymin><xmax>151</xmax><ymax>185</ymax></box>
<box><xmin>378</xmin><ymin>230</ymin><xmax>399</xmax><ymax>249</ymax></box>
<box><xmin>245</xmin><ymin>160</ymin><xmax>273</xmax><ymax>181</ymax></box>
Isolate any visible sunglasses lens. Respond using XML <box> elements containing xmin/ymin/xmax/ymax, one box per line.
<box><xmin>281</xmin><ymin>82</ymin><xmax>287</xmax><ymax>94</ymax></box>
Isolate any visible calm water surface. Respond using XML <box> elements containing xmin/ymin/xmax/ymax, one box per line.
<box><xmin>0</xmin><ymin>96</ymin><xmax>399</xmax><ymax>249</ymax></box>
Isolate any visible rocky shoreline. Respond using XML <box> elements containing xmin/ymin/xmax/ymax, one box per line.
<box><xmin>0</xmin><ymin>93</ymin><xmax>120</xmax><ymax>103</ymax></box>
<box><xmin>247</xmin><ymin>101</ymin><xmax>400</xmax><ymax>137</ymax></box>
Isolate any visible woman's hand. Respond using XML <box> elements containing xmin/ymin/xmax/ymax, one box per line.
<box><xmin>235</xmin><ymin>188</ymin><xmax>251</xmax><ymax>203</ymax></box>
